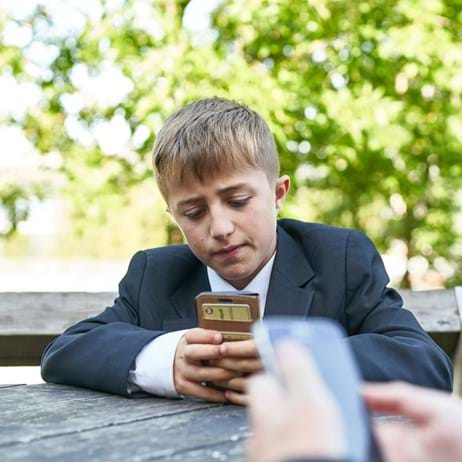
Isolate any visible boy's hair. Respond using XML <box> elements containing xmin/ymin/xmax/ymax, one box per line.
<box><xmin>152</xmin><ymin>97</ymin><xmax>279</xmax><ymax>198</ymax></box>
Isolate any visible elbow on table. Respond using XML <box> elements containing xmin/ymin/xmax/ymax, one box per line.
<box><xmin>388</xmin><ymin>339</ymin><xmax>454</xmax><ymax>392</ymax></box>
<box><xmin>40</xmin><ymin>337</ymin><xmax>68</xmax><ymax>385</ymax></box>
<box><xmin>422</xmin><ymin>342</ymin><xmax>454</xmax><ymax>392</ymax></box>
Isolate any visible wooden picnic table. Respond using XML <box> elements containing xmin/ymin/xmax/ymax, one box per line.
<box><xmin>0</xmin><ymin>383</ymin><xmax>248</xmax><ymax>461</ymax></box>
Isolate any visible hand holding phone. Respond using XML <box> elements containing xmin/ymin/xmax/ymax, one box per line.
<box><xmin>248</xmin><ymin>340</ymin><xmax>347</xmax><ymax>462</ymax></box>
<box><xmin>173</xmin><ymin>327</ymin><xmax>247</xmax><ymax>402</ymax></box>
<box><xmin>194</xmin><ymin>291</ymin><xmax>263</xmax><ymax>405</ymax></box>
<box><xmin>252</xmin><ymin>317</ymin><xmax>383</xmax><ymax>462</ymax></box>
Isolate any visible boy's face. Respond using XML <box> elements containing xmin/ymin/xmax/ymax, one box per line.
<box><xmin>167</xmin><ymin>169</ymin><xmax>290</xmax><ymax>289</ymax></box>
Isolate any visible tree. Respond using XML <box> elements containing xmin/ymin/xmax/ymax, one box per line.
<box><xmin>0</xmin><ymin>0</ymin><xmax>461</xmax><ymax>284</ymax></box>
<box><xmin>212</xmin><ymin>0</ymin><xmax>462</xmax><ymax>285</ymax></box>
<box><xmin>1</xmin><ymin>0</ymin><xmax>281</xmax><ymax>251</ymax></box>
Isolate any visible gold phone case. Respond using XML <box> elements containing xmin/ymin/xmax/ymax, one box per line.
<box><xmin>195</xmin><ymin>291</ymin><xmax>260</xmax><ymax>341</ymax></box>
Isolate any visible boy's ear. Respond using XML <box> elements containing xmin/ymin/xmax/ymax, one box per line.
<box><xmin>275</xmin><ymin>175</ymin><xmax>290</xmax><ymax>211</ymax></box>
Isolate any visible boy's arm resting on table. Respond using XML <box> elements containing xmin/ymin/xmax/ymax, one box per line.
<box><xmin>344</xmin><ymin>230</ymin><xmax>453</xmax><ymax>391</ymax></box>
<box><xmin>41</xmin><ymin>251</ymin><xmax>170</xmax><ymax>397</ymax></box>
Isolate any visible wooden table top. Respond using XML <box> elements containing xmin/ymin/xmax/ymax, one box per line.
<box><xmin>1</xmin><ymin>383</ymin><xmax>248</xmax><ymax>461</ymax></box>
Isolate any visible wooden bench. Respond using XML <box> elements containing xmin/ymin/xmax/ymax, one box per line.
<box><xmin>1</xmin><ymin>288</ymin><xmax>461</xmax><ymax>392</ymax></box>
<box><xmin>0</xmin><ymin>292</ymin><xmax>116</xmax><ymax>367</ymax></box>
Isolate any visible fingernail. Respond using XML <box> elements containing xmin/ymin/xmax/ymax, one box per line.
<box><xmin>214</xmin><ymin>334</ymin><xmax>222</xmax><ymax>343</ymax></box>
<box><xmin>220</xmin><ymin>344</ymin><xmax>226</xmax><ymax>354</ymax></box>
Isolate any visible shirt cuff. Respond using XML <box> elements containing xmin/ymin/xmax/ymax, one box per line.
<box><xmin>128</xmin><ymin>329</ymin><xmax>187</xmax><ymax>398</ymax></box>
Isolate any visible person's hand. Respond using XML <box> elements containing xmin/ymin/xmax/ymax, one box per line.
<box><xmin>247</xmin><ymin>340</ymin><xmax>346</xmax><ymax>462</ymax></box>
<box><xmin>173</xmin><ymin>328</ymin><xmax>242</xmax><ymax>402</ymax></box>
<box><xmin>363</xmin><ymin>381</ymin><xmax>462</xmax><ymax>462</ymax></box>
<box><xmin>210</xmin><ymin>339</ymin><xmax>263</xmax><ymax>405</ymax></box>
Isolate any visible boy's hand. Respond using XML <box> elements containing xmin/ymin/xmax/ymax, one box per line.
<box><xmin>173</xmin><ymin>328</ymin><xmax>242</xmax><ymax>402</ymax></box>
<box><xmin>209</xmin><ymin>339</ymin><xmax>264</xmax><ymax>406</ymax></box>
<box><xmin>213</xmin><ymin>339</ymin><xmax>263</xmax><ymax>373</ymax></box>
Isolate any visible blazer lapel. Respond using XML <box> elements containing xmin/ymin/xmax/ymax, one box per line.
<box><xmin>170</xmin><ymin>225</ymin><xmax>316</xmax><ymax>320</ymax></box>
<box><xmin>264</xmin><ymin>225</ymin><xmax>316</xmax><ymax>318</ymax></box>
<box><xmin>171</xmin><ymin>263</ymin><xmax>210</xmax><ymax>319</ymax></box>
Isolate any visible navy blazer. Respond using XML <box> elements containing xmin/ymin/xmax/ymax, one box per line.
<box><xmin>41</xmin><ymin>219</ymin><xmax>453</xmax><ymax>396</ymax></box>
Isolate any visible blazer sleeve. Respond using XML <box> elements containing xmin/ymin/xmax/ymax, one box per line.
<box><xmin>41</xmin><ymin>251</ymin><xmax>163</xmax><ymax>396</ymax></box>
<box><xmin>344</xmin><ymin>231</ymin><xmax>453</xmax><ymax>391</ymax></box>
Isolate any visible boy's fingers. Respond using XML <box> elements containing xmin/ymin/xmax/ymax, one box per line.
<box><xmin>184</xmin><ymin>364</ymin><xmax>241</xmax><ymax>383</ymax></box>
<box><xmin>213</xmin><ymin>376</ymin><xmax>247</xmax><ymax>393</ymax></box>
<box><xmin>362</xmin><ymin>382</ymin><xmax>450</xmax><ymax>423</ymax></box>
<box><xmin>224</xmin><ymin>389</ymin><xmax>249</xmax><ymax>406</ymax></box>
<box><xmin>185</xmin><ymin>328</ymin><xmax>222</xmax><ymax>345</ymax></box>
<box><xmin>219</xmin><ymin>339</ymin><xmax>258</xmax><ymax>357</ymax></box>
<box><xmin>211</xmin><ymin>357</ymin><xmax>263</xmax><ymax>373</ymax></box>
<box><xmin>180</xmin><ymin>381</ymin><xmax>228</xmax><ymax>403</ymax></box>
<box><xmin>184</xmin><ymin>343</ymin><xmax>222</xmax><ymax>361</ymax></box>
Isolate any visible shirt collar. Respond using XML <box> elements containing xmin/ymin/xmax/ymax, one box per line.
<box><xmin>206</xmin><ymin>253</ymin><xmax>276</xmax><ymax>316</ymax></box>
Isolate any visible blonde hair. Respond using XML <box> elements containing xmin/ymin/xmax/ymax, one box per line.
<box><xmin>152</xmin><ymin>97</ymin><xmax>279</xmax><ymax>198</ymax></box>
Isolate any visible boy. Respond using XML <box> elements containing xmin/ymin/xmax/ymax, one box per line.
<box><xmin>41</xmin><ymin>98</ymin><xmax>453</xmax><ymax>404</ymax></box>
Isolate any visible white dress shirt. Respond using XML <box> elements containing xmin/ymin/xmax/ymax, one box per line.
<box><xmin>128</xmin><ymin>254</ymin><xmax>276</xmax><ymax>397</ymax></box>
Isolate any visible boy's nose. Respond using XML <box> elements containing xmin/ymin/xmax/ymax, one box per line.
<box><xmin>210</xmin><ymin>213</ymin><xmax>234</xmax><ymax>239</ymax></box>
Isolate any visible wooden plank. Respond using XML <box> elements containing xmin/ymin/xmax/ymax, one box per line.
<box><xmin>155</xmin><ymin>438</ymin><xmax>247</xmax><ymax>461</ymax></box>
<box><xmin>0</xmin><ymin>383</ymin><xmax>214</xmax><ymax>414</ymax></box>
<box><xmin>0</xmin><ymin>384</ymin><xmax>414</xmax><ymax>462</ymax></box>
<box><xmin>456</xmin><ymin>287</ymin><xmax>462</xmax><ymax>324</ymax></box>
<box><xmin>0</xmin><ymin>335</ymin><xmax>56</xmax><ymax>366</ymax></box>
<box><xmin>1</xmin><ymin>289</ymin><xmax>461</xmax><ymax>366</ymax></box>
<box><xmin>0</xmin><ymin>292</ymin><xmax>115</xmax><ymax>334</ymax></box>
<box><xmin>0</xmin><ymin>383</ymin><xmax>110</xmax><ymax>408</ymax></box>
<box><xmin>1</xmin><ymin>289</ymin><xmax>461</xmax><ymax>335</ymax></box>
<box><xmin>453</xmin><ymin>287</ymin><xmax>462</xmax><ymax>396</ymax></box>
<box><xmin>1</xmin><ymin>398</ymin><xmax>247</xmax><ymax>462</ymax></box>
<box><xmin>400</xmin><ymin>288</ymin><xmax>461</xmax><ymax>332</ymax></box>
<box><xmin>427</xmin><ymin>332</ymin><xmax>460</xmax><ymax>359</ymax></box>
<box><xmin>0</xmin><ymin>384</ymin><xmax>220</xmax><ymax>448</ymax></box>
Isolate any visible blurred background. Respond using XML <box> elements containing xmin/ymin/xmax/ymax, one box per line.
<box><xmin>1</xmin><ymin>0</ymin><xmax>461</xmax><ymax>383</ymax></box>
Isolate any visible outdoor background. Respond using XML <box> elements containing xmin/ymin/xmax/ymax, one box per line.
<box><xmin>1</xmin><ymin>0</ymin><xmax>461</xmax><ymax>383</ymax></box>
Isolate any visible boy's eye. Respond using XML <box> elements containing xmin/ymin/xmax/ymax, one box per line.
<box><xmin>183</xmin><ymin>208</ymin><xmax>205</xmax><ymax>219</ymax></box>
<box><xmin>228</xmin><ymin>196</ymin><xmax>251</xmax><ymax>207</ymax></box>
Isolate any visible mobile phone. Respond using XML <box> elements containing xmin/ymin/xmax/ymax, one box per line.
<box><xmin>252</xmin><ymin>317</ymin><xmax>383</xmax><ymax>462</ymax></box>
<box><xmin>195</xmin><ymin>291</ymin><xmax>260</xmax><ymax>341</ymax></box>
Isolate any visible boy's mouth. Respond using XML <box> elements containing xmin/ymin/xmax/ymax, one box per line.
<box><xmin>212</xmin><ymin>245</ymin><xmax>242</xmax><ymax>258</ymax></box>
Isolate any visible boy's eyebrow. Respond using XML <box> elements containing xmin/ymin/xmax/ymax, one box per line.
<box><xmin>176</xmin><ymin>183</ymin><xmax>252</xmax><ymax>208</ymax></box>
<box><xmin>217</xmin><ymin>183</ymin><xmax>251</xmax><ymax>194</ymax></box>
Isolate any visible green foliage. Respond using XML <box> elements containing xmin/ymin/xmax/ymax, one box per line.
<box><xmin>0</xmin><ymin>0</ymin><xmax>461</xmax><ymax>284</ymax></box>
<box><xmin>213</xmin><ymin>0</ymin><xmax>462</xmax><ymax>285</ymax></box>
<box><xmin>0</xmin><ymin>178</ymin><xmax>51</xmax><ymax>237</ymax></box>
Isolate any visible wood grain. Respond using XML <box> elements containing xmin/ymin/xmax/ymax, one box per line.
<box><xmin>2</xmin><ymin>288</ymin><xmax>461</xmax><ymax>334</ymax></box>
<box><xmin>1</xmin><ymin>288</ymin><xmax>461</xmax><ymax>365</ymax></box>
<box><xmin>0</xmin><ymin>292</ymin><xmax>116</xmax><ymax>335</ymax></box>
<box><xmin>400</xmin><ymin>288</ymin><xmax>461</xmax><ymax>332</ymax></box>
<box><xmin>0</xmin><ymin>383</ymin><xmax>247</xmax><ymax>462</ymax></box>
